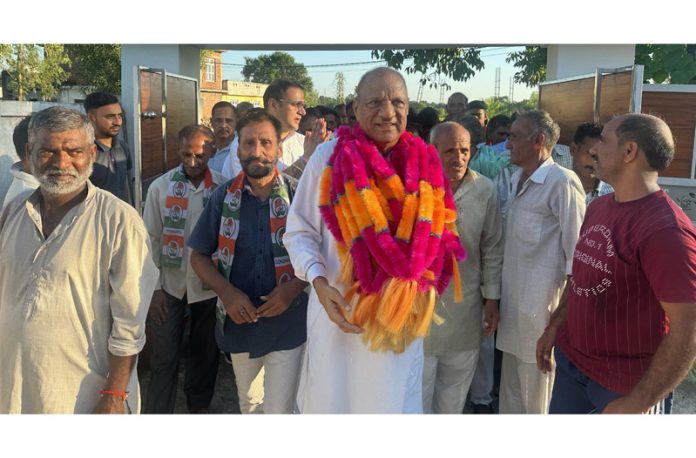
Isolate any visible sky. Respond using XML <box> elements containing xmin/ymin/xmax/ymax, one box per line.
<box><xmin>221</xmin><ymin>47</ymin><xmax>534</xmax><ymax>104</ymax></box>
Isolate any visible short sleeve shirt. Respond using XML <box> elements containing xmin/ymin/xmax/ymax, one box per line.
<box><xmin>557</xmin><ymin>190</ymin><xmax>696</xmax><ymax>394</ymax></box>
<box><xmin>187</xmin><ymin>179</ymin><xmax>307</xmax><ymax>358</ymax></box>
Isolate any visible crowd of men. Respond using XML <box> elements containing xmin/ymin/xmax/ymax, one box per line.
<box><xmin>0</xmin><ymin>67</ymin><xmax>695</xmax><ymax>415</ymax></box>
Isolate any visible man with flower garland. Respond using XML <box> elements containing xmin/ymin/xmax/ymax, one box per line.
<box><xmin>285</xmin><ymin>68</ymin><xmax>466</xmax><ymax>413</ymax></box>
<box><xmin>189</xmin><ymin>109</ymin><xmax>308</xmax><ymax>414</ymax></box>
<box><xmin>142</xmin><ymin>124</ymin><xmax>226</xmax><ymax>413</ymax></box>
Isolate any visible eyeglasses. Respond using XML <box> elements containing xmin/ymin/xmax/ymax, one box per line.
<box><xmin>279</xmin><ymin>99</ymin><xmax>306</xmax><ymax>110</ymax></box>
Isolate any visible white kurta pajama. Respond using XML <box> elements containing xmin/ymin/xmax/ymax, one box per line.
<box><xmin>0</xmin><ymin>183</ymin><xmax>157</xmax><ymax>414</ymax></box>
<box><xmin>284</xmin><ymin>140</ymin><xmax>424</xmax><ymax>414</ymax></box>
<box><xmin>423</xmin><ymin>169</ymin><xmax>504</xmax><ymax>414</ymax></box>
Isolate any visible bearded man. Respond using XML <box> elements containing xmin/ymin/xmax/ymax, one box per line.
<box><xmin>0</xmin><ymin>106</ymin><xmax>156</xmax><ymax>414</ymax></box>
<box><xmin>284</xmin><ymin>68</ymin><xmax>466</xmax><ymax>413</ymax></box>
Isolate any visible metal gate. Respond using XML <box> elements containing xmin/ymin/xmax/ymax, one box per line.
<box><xmin>133</xmin><ymin>67</ymin><xmax>199</xmax><ymax>212</ymax></box>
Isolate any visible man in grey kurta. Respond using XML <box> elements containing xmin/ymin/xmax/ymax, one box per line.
<box><xmin>423</xmin><ymin>122</ymin><xmax>504</xmax><ymax>414</ymax></box>
<box><xmin>495</xmin><ymin>110</ymin><xmax>585</xmax><ymax>414</ymax></box>
<box><xmin>0</xmin><ymin>106</ymin><xmax>156</xmax><ymax>414</ymax></box>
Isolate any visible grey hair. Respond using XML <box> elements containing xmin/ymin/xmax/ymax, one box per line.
<box><xmin>355</xmin><ymin>67</ymin><xmax>408</xmax><ymax>100</ymax></box>
<box><xmin>615</xmin><ymin>113</ymin><xmax>675</xmax><ymax>171</ymax></box>
<box><xmin>516</xmin><ymin>110</ymin><xmax>560</xmax><ymax>151</ymax></box>
<box><xmin>27</xmin><ymin>106</ymin><xmax>95</xmax><ymax>157</ymax></box>
<box><xmin>430</xmin><ymin>121</ymin><xmax>464</xmax><ymax>147</ymax></box>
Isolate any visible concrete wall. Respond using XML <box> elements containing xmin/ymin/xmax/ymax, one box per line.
<box><xmin>546</xmin><ymin>45</ymin><xmax>636</xmax><ymax>80</ymax></box>
<box><xmin>0</xmin><ymin>100</ymin><xmax>83</xmax><ymax>203</ymax></box>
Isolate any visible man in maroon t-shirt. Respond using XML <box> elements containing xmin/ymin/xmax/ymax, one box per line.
<box><xmin>537</xmin><ymin>113</ymin><xmax>696</xmax><ymax>414</ymax></box>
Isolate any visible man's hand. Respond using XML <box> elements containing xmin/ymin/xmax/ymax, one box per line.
<box><xmin>147</xmin><ymin>289</ymin><xmax>167</xmax><ymax>325</ymax></box>
<box><xmin>313</xmin><ymin>276</ymin><xmax>363</xmax><ymax>334</ymax></box>
<box><xmin>482</xmin><ymin>299</ymin><xmax>499</xmax><ymax>337</ymax></box>
<box><xmin>257</xmin><ymin>279</ymin><xmax>307</xmax><ymax>318</ymax></box>
<box><xmin>93</xmin><ymin>394</ymin><xmax>126</xmax><ymax>414</ymax></box>
<box><xmin>536</xmin><ymin>324</ymin><xmax>559</xmax><ymax>373</ymax></box>
<box><xmin>219</xmin><ymin>284</ymin><xmax>258</xmax><ymax>325</ymax></box>
<box><xmin>303</xmin><ymin>118</ymin><xmax>330</xmax><ymax>160</ymax></box>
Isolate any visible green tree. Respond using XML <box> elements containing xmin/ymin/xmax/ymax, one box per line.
<box><xmin>0</xmin><ymin>44</ymin><xmax>70</xmax><ymax>100</ymax></box>
<box><xmin>64</xmin><ymin>44</ymin><xmax>121</xmax><ymax>94</ymax></box>
<box><xmin>506</xmin><ymin>46</ymin><xmax>547</xmax><ymax>88</ymax></box>
<box><xmin>635</xmin><ymin>44</ymin><xmax>696</xmax><ymax>84</ymax></box>
<box><xmin>371</xmin><ymin>48</ymin><xmax>484</xmax><ymax>90</ymax></box>
<box><xmin>484</xmin><ymin>92</ymin><xmax>538</xmax><ymax>118</ymax></box>
<box><xmin>241</xmin><ymin>51</ymin><xmax>315</xmax><ymax>96</ymax></box>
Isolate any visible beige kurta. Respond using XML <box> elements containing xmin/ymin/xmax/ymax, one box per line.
<box><xmin>424</xmin><ymin>169</ymin><xmax>504</xmax><ymax>356</ymax></box>
<box><xmin>0</xmin><ymin>182</ymin><xmax>157</xmax><ymax>413</ymax></box>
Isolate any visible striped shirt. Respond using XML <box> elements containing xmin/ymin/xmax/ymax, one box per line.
<box><xmin>557</xmin><ymin>191</ymin><xmax>696</xmax><ymax>394</ymax></box>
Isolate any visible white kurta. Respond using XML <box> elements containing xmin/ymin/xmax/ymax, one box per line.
<box><xmin>1</xmin><ymin>162</ymin><xmax>39</xmax><ymax>210</ymax></box>
<box><xmin>0</xmin><ymin>182</ymin><xmax>157</xmax><ymax>413</ymax></box>
<box><xmin>284</xmin><ymin>140</ymin><xmax>424</xmax><ymax>414</ymax></box>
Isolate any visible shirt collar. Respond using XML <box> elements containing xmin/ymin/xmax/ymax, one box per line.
<box><xmin>527</xmin><ymin>156</ymin><xmax>556</xmax><ymax>184</ymax></box>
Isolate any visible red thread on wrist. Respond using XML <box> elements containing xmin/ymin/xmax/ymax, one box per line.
<box><xmin>100</xmin><ymin>390</ymin><xmax>128</xmax><ymax>400</ymax></box>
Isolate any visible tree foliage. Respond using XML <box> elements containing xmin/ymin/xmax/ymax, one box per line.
<box><xmin>241</xmin><ymin>51</ymin><xmax>315</xmax><ymax>95</ymax></box>
<box><xmin>635</xmin><ymin>44</ymin><xmax>696</xmax><ymax>84</ymax></box>
<box><xmin>485</xmin><ymin>93</ymin><xmax>538</xmax><ymax>118</ymax></box>
<box><xmin>0</xmin><ymin>44</ymin><xmax>70</xmax><ymax>100</ymax></box>
<box><xmin>64</xmin><ymin>44</ymin><xmax>121</xmax><ymax>94</ymax></box>
<box><xmin>506</xmin><ymin>46</ymin><xmax>547</xmax><ymax>88</ymax></box>
<box><xmin>371</xmin><ymin>48</ymin><xmax>484</xmax><ymax>90</ymax></box>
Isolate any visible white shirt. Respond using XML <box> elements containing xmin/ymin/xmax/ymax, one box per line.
<box><xmin>0</xmin><ymin>182</ymin><xmax>157</xmax><ymax>413</ymax></box>
<box><xmin>209</xmin><ymin>135</ymin><xmax>237</xmax><ymax>176</ymax></box>
<box><xmin>143</xmin><ymin>166</ymin><xmax>226</xmax><ymax>303</ymax></box>
<box><xmin>1</xmin><ymin>162</ymin><xmax>39</xmax><ymax>210</ymax></box>
<box><xmin>219</xmin><ymin>136</ymin><xmax>240</xmax><ymax>180</ymax></box>
<box><xmin>496</xmin><ymin>157</ymin><xmax>586</xmax><ymax>363</ymax></box>
<box><xmin>284</xmin><ymin>139</ymin><xmax>423</xmax><ymax>413</ymax></box>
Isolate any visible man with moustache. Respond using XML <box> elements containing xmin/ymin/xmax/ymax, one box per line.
<box><xmin>284</xmin><ymin>68</ymin><xmax>465</xmax><ymax>413</ymax></box>
<box><xmin>495</xmin><ymin>110</ymin><xmax>585</xmax><ymax>414</ymax></box>
<box><xmin>538</xmin><ymin>113</ymin><xmax>696</xmax><ymax>414</ymax></box>
<box><xmin>189</xmin><ymin>109</ymin><xmax>308</xmax><ymax>414</ymax></box>
<box><xmin>422</xmin><ymin>122</ymin><xmax>504</xmax><ymax>414</ymax></box>
<box><xmin>569</xmin><ymin>122</ymin><xmax>613</xmax><ymax>205</ymax></box>
<box><xmin>84</xmin><ymin>92</ymin><xmax>133</xmax><ymax>205</ymax></box>
<box><xmin>0</xmin><ymin>106</ymin><xmax>156</xmax><ymax>413</ymax></box>
<box><xmin>208</xmin><ymin>101</ymin><xmax>238</xmax><ymax>176</ymax></box>
<box><xmin>142</xmin><ymin>125</ymin><xmax>226</xmax><ymax>413</ymax></box>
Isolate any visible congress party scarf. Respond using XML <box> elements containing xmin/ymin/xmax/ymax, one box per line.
<box><xmin>319</xmin><ymin>124</ymin><xmax>467</xmax><ymax>353</ymax></box>
<box><xmin>161</xmin><ymin>165</ymin><xmax>214</xmax><ymax>268</ymax></box>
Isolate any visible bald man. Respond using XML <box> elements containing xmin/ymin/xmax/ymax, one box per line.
<box><xmin>284</xmin><ymin>68</ymin><xmax>461</xmax><ymax>413</ymax></box>
<box><xmin>538</xmin><ymin>114</ymin><xmax>696</xmax><ymax>414</ymax></box>
<box><xmin>422</xmin><ymin>122</ymin><xmax>503</xmax><ymax>414</ymax></box>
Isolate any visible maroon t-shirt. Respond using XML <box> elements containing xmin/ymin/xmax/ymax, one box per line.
<box><xmin>557</xmin><ymin>190</ymin><xmax>696</xmax><ymax>394</ymax></box>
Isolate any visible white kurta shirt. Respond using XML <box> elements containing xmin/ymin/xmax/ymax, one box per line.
<box><xmin>278</xmin><ymin>131</ymin><xmax>304</xmax><ymax>172</ymax></box>
<box><xmin>219</xmin><ymin>136</ymin><xmax>241</xmax><ymax>180</ymax></box>
<box><xmin>425</xmin><ymin>169</ymin><xmax>504</xmax><ymax>356</ymax></box>
<box><xmin>142</xmin><ymin>166</ymin><xmax>226</xmax><ymax>303</ymax></box>
<box><xmin>0</xmin><ymin>182</ymin><xmax>157</xmax><ymax>413</ymax></box>
<box><xmin>1</xmin><ymin>162</ymin><xmax>39</xmax><ymax>210</ymax></box>
<box><xmin>496</xmin><ymin>157</ymin><xmax>585</xmax><ymax>363</ymax></box>
<box><xmin>284</xmin><ymin>139</ymin><xmax>424</xmax><ymax>413</ymax></box>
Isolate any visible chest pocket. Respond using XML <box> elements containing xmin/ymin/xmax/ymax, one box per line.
<box><xmin>512</xmin><ymin>209</ymin><xmax>543</xmax><ymax>244</ymax></box>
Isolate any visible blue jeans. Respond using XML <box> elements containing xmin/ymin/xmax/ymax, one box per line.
<box><xmin>549</xmin><ymin>348</ymin><xmax>672</xmax><ymax>414</ymax></box>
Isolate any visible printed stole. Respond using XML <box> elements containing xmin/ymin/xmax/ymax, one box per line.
<box><xmin>214</xmin><ymin>170</ymin><xmax>295</xmax><ymax>330</ymax></box>
<box><xmin>161</xmin><ymin>166</ymin><xmax>214</xmax><ymax>268</ymax></box>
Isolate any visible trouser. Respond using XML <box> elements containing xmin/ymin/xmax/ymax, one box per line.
<box><xmin>143</xmin><ymin>292</ymin><xmax>219</xmax><ymax>413</ymax></box>
<box><xmin>499</xmin><ymin>351</ymin><xmax>554</xmax><ymax>414</ymax></box>
<box><xmin>230</xmin><ymin>344</ymin><xmax>304</xmax><ymax>414</ymax></box>
<box><xmin>469</xmin><ymin>334</ymin><xmax>495</xmax><ymax>405</ymax></box>
<box><xmin>422</xmin><ymin>350</ymin><xmax>479</xmax><ymax>414</ymax></box>
<box><xmin>549</xmin><ymin>348</ymin><xmax>671</xmax><ymax>414</ymax></box>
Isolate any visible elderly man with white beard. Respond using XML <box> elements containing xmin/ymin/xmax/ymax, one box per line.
<box><xmin>0</xmin><ymin>106</ymin><xmax>157</xmax><ymax>414</ymax></box>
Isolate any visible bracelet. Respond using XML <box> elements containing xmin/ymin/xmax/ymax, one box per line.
<box><xmin>100</xmin><ymin>390</ymin><xmax>128</xmax><ymax>400</ymax></box>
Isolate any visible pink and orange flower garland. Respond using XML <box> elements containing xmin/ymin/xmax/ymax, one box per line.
<box><xmin>319</xmin><ymin>124</ymin><xmax>466</xmax><ymax>353</ymax></box>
